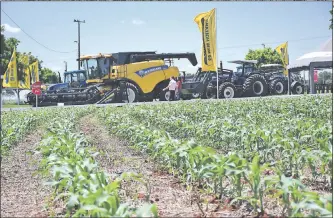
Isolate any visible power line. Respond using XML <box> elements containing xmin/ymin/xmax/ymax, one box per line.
<box><xmin>1</xmin><ymin>9</ymin><xmax>77</xmax><ymax>54</ymax></box>
<box><xmin>181</xmin><ymin>35</ymin><xmax>331</xmax><ymax>53</ymax></box>
<box><xmin>218</xmin><ymin>35</ymin><xmax>331</xmax><ymax>49</ymax></box>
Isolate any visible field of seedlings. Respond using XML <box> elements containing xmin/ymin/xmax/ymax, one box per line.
<box><xmin>1</xmin><ymin>95</ymin><xmax>332</xmax><ymax>217</ymax></box>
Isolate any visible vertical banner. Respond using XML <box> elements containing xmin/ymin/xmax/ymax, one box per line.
<box><xmin>19</xmin><ymin>55</ymin><xmax>31</xmax><ymax>89</ymax></box>
<box><xmin>275</xmin><ymin>42</ymin><xmax>289</xmax><ymax>76</ymax></box>
<box><xmin>29</xmin><ymin>61</ymin><xmax>39</xmax><ymax>84</ymax></box>
<box><xmin>194</xmin><ymin>8</ymin><xmax>217</xmax><ymax>72</ymax></box>
<box><xmin>2</xmin><ymin>48</ymin><xmax>18</xmax><ymax>88</ymax></box>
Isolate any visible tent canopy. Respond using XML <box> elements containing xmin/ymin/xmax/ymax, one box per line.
<box><xmin>288</xmin><ymin>38</ymin><xmax>332</xmax><ymax>71</ymax></box>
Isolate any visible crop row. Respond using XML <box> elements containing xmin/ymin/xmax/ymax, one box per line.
<box><xmin>35</xmin><ymin>108</ymin><xmax>157</xmax><ymax>217</ymax></box>
<box><xmin>121</xmin><ymin>96</ymin><xmax>332</xmax><ymax>185</ymax></box>
<box><xmin>96</xmin><ymin>96</ymin><xmax>332</xmax><ymax>217</ymax></box>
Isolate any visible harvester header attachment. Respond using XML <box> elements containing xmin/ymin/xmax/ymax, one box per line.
<box><xmin>131</xmin><ymin>52</ymin><xmax>198</xmax><ymax>66</ymax></box>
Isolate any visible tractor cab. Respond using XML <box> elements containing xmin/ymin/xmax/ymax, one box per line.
<box><xmin>46</xmin><ymin>70</ymin><xmax>87</xmax><ymax>92</ymax></box>
<box><xmin>227</xmin><ymin>60</ymin><xmax>257</xmax><ymax>85</ymax></box>
<box><xmin>63</xmin><ymin>70</ymin><xmax>87</xmax><ymax>87</ymax></box>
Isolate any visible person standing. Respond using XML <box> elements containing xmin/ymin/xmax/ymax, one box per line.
<box><xmin>177</xmin><ymin>77</ymin><xmax>182</xmax><ymax>99</ymax></box>
<box><xmin>163</xmin><ymin>76</ymin><xmax>177</xmax><ymax>101</ymax></box>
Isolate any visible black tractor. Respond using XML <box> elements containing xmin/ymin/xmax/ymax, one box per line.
<box><xmin>258</xmin><ymin>64</ymin><xmax>305</xmax><ymax>95</ymax></box>
<box><xmin>180</xmin><ymin>62</ymin><xmax>235</xmax><ymax>100</ymax></box>
<box><xmin>226</xmin><ymin>60</ymin><xmax>269</xmax><ymax>97</ymax></box>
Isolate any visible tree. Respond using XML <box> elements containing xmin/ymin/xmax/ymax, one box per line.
<box><xmin>318</xmin><ymin>70</ymin><xmax>332</xmax><ymax>84</ymax></box>
<box><xmin>40</xmin><ymin>68</ymin><xmax>59</xmax><ymax>84</ymax></box>
<box><xmin>330</xmin><ymin>9</ymin><xmax>333</xmax><ymax>30</ymax></box>
<box><xmin>245</xmin><ymin>47</ymin><xmax>283</xmax><ymax>68</ymax></box>
<box><xmin>1</xmin><ymin>24</ymin><xmax>59</xmax><ymax>84</ymax></box>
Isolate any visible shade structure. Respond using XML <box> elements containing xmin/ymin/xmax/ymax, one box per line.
<box><xmin>288</xmin><ymin>38</ymin><xmax>332</xmax><ymax>94</ymax></box>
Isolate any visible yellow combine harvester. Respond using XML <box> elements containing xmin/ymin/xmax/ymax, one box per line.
<box><xmin>29</xmin><ymin>51</ymin><xmax>197</xmax><ymax>106</ymax></box>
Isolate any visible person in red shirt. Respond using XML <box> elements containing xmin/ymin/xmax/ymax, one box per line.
<box><xmin>176</xmin><ymin>77</ymin><xmax>182</xmax><ymax>100</ymax></box>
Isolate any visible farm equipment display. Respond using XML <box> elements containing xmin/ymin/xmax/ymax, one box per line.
<box><xmin>26</xmin><ymin>51</ymin><xmax>197</xmax><ymax>106</ymax></box>
<box><xmin>180</xmin><ymin>60</ymin><xmax>305</xmax><ymax>100</ymax></box>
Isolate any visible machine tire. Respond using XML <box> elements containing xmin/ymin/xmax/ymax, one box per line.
<box><xmin>243</xmin><ymin>74</ymin><xmax>268</xmax><ymax>97</ymax></box>
<box><xmin>269</xmin><ymin>78</ymin><xmax>287</xmax><ymax>95</ymax></box>
<box><xmin>219</xmin><ymin>82</ymin><xmax>236</xmax><ymax>99</ymax></box>
<box><xmin>159</xmin><ymin>89</ymin><xmax>170</xmax><ymax>101</ymax></box>
<box><xmin>291</xmin><ymin>82</ymin><xmax>304</xmax><ymax>95</ymax></box>
<box><xmin>123</xmin><ymin>82</ymin><xmax>139</xmax><ymax>103</ymax></box>
<box><xmin>202</xmin><ymin>83</ymin><xmax>216</xmax><ymax>99</ymax></box>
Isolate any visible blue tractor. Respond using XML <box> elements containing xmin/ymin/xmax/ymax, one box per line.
<box><xmin>26</xmin><ymin>70</ymin><xmax>87</xmax><ymax>105</ymax></box>
<box><xmin>45</xmin><ymin>70</ymin><xmax>87</xmax><ymax>93</ymax></box>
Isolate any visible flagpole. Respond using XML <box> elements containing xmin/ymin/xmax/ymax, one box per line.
<box><xmin>287</xmin><ymin>41</ymin><xmax>290</xmax><ymax>95</ymax></box>
<box><xmin>216</xmin><ymin>8</ymin><xmax>219</xmax><ymax>99</ymax></box>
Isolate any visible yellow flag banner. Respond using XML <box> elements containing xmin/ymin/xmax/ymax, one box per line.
<box><xmin>194</xmin><ymin>8</ymin><xmax>217</xmax><ymax>72</ymax></box>
<box><xmin>275</xmin><ymin>42</ymin><xmax>289</xmax><ymax>66</ymax></box>
<box><xmin>29</xmin><ymin>61</ymin><xmax>39</xmax><ymax>84</ymax></box>
<box><xmin>275</xmin><ymin>42</ymin><xmax>289</xmax><ymax>76</ymax></box>
<box><xmin>18</xmin><ymin>55</ymin><xmax>31</xmax><ymax>89</ymax></box>
<box><xmin>2</xmin><ymin>48</ymin><xmax>18</xmax><ymax>88</ymax></box>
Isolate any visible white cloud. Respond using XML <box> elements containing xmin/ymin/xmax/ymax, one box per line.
<box><xmin>2</xmin><ymin>23</ymin><xmax>21</xmax><ymax>33</ymax></box>
<box><xmin>132</xmin><ymin>19</ymin><xmax>145</xmax><ymax>25</ymax></box>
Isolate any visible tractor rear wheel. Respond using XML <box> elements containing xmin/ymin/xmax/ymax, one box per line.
<box><xmin>219</xmin><ymin>82</ymin><xmax>236</xmax><ymax>99</ymax></box>
<box><xmin>270</xmin><ymin>78</ymin><xmax>287</xmax><ymax>95</ymax></box>
<box><xmin>243</xmin><ymin>74</ymin><xmax>268</xmax><ymax>97</ymax></box>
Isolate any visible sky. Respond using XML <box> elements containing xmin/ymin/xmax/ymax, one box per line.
<box><xmin>1</xmin><ymin>2</ymin><xmax>333</xmax><ymax>77</ymax></box>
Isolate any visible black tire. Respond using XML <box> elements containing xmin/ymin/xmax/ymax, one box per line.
<box><xmin>123</xmin><ymin>83</ymin><xmax>139</xmax><ymax>103</ymax></box>
<box><xmin>159</xmin><ymin>89</ymin><xmax>170</xmax><ymax>101</ymax></box>
<box><xmin>219</xmin><ymin>82</ymin><xmax>236</xmax><ymax>99</ymax></box>
<box><xmin>202</xmin><ymin>83</ymin><xmax>217</xmax><ymax>99</ymax></box>
<box><xmin>269</xmin><ymin>78</ymin><xmax>287</xmax><ymax>95</ymax></box>
<box><xmin>243</xmin><ymin>74</ymin><xmax>268</xmax><ymax>97</ymax></box>
<box><xmin>291</xmin><ymin>82</ymin><xmax>304</xmax><ymax>95</ymax></box>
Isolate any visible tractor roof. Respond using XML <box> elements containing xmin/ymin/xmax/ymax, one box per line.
<box><xmin>260</xmin><ymin>64</ymin><xmax>284</xmax><ymax>68</ymax></box>
<box><xmin>227</xmin><ymin>60</ymin><xmax>258</xmax><ymax>65</ymax></box>
<box><xmin>64</xmin><ymin>70</ymin><xmax>86</xmax><ymax>75</ymax></box>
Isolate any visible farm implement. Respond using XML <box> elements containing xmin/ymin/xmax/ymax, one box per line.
<box><xmin>26</xmin><ymin>51</ymin><xmax>197</xmax><ymax>107</ymax></box>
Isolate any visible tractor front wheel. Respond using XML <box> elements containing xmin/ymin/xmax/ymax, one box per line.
<box><xmin>291</xmin><ymin>82</ymin><xmax>304</xmax><ymax>95</ymax></box>
<box><xmin>270</xmin><ymin>78</ymin><xmax>287</xmax><ymax>95</ymax></box>
<box><xmin>219</xmin><ymin>82</ymin><xmax>236</xmax><ymax>99</ymax></box>
<box><xmin>203</xmin><ymin>83</ymin><xmax>217</xmax><ymax>99</ymax></box>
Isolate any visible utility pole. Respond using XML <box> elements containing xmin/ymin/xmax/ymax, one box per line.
<box><xmin>64</xmin><ymin>61</ymin><xmax>67</xmax><ymax>72</ymax></box>
<box><xmin>261</xmin><ymin>43</ymin><xmax>266</xmax><ymax>48</ymax></box>
<box><xmin>74</xmin><ymin>19</ymin><xmax>85</xmax><ymax>70</ymax></box>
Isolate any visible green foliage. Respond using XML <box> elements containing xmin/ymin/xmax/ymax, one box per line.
<box><xmin>1</xmin><ymin>25</ymin><xmax>58</xmax><ymax>84</ymax></box>
<box><xmin>96</xmin><ymin>95</ymin><xmax>332</xmax><ymax>217</ymax></box>
<box><xmin>330</xmin><ymin>9</ymin><xmax>333</xmax><ymax>30</ymax></box>
<box><xmin>36</xmin><ymin>109</ymin><xmax>157</xmax><ymax>217</ymax></box>
<box><xmin>40</xmin><ymin>68</ymin><xmax>59</xmax><ymax>84</ymax></box>
<box><xmin>245</xmin><ymin>47</ymin><xmax>283</xmax><ymax>68</ymax></box>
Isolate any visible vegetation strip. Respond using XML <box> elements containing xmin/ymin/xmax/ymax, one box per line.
<box><xmin>1</xmin><ymin>128</ymin><xmax>50</xmax><ymax>217</ymax></box>
<box><xmin>35</xmin><ymin>109</ymin><xmax>157</xmax><ymax>217</ymax></box>
<box><xmin>79</xmin><ymin>115</ymin><xmax>203</xmax><ymax>217</ymax></box>
<box><xmin>97</xmin><ymin>95</ymin><xmax>332</xmax><ymax>217</ymax></box>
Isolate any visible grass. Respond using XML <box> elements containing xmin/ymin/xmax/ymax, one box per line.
<box><xmin>2</xmin><ymin>104</ymin><xmax>31</xmax><ymax>108</ymax></box>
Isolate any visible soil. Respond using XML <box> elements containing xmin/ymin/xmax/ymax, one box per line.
<box><xmin>79</xmin><ymin>115</ymin><xmax>205</xmax><ymax>217</ymax></box>
<box><xmin>0</xmin><ymin>128</ymin><xmax>51</xmax><ymax>218</ymax></box>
